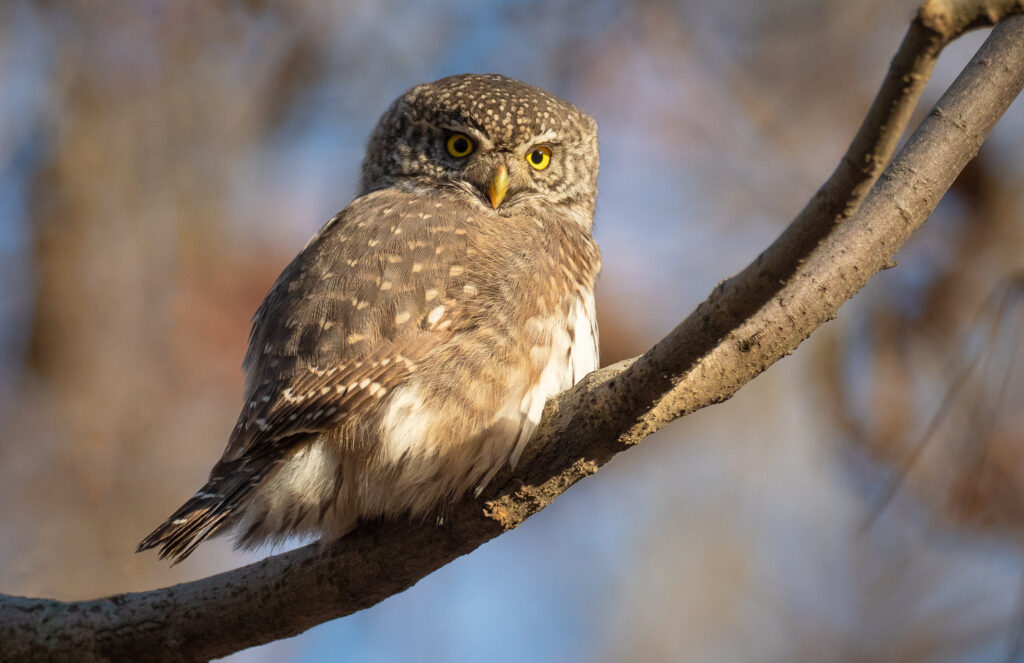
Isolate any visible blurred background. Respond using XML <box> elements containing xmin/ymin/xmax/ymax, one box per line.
<box><xmin>1</xmin><ymin>1</ymin><xmax>1023</xmax><ymax>661</ymax></box>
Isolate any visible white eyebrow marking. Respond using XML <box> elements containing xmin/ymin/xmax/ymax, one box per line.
<box><xmin>517</xmin><ymin>129</ymin><xmax>558</xmax><ymax>151</ymax></box>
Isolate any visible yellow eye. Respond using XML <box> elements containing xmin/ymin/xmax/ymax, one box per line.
<box><xmin>446</xmin><ymin>133</ymin><xmax>474</xmax><ymax>158</ymax></box>
<box><xmin>526</xmin><ymin>145</ymin><xmax>552</xmax><ymax>170</ymax></box>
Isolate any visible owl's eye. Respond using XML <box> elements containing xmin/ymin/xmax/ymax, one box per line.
<box><xmin>526</xmin><ymin>146</ymin><xmax>552</xmax><ymax>170</ymax></box>
<box><xmin>446</xmin><ymin>134</ymin><xmax>474</xmax><ymax>158</ymax></box>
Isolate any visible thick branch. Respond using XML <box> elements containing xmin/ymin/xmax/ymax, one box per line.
<box><xmin>2</xmin><ymin>8</ymin><xmax>1024</xmax><ymax>663</ymax></box>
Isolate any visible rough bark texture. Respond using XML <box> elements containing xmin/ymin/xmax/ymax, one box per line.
<box><xmin>2</xmin><ymin>3</ymin><xmax>1024</xmax><ymax>662</ymax></box>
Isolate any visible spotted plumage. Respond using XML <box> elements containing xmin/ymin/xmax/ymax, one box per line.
<box><xmin>138</xmin><ymin>74</ymin><xmax>601</xmax><ymax>563</ymax></box>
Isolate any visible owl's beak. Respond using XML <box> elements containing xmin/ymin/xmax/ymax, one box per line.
<box><xmin>488</xmin><ymin>165</ymin><xmax>509</xmax><ymax>209</ymax></box>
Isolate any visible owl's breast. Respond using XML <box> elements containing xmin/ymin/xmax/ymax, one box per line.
<box><xmin>507</xmin><ymin>286</ymin><xmax>598</xmax><ymax>467</ymax></box>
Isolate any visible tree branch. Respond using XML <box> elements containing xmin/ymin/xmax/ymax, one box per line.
<box><xmin>3</xmin><ymin>5</ymin><xmax>1024</xmax><ymax>662</ymax></box>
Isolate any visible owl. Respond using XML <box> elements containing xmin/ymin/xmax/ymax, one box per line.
<box><xmin>138</xmin><ymin>73</ymin><xmax>601</xmax><ymax>563</ymax></box>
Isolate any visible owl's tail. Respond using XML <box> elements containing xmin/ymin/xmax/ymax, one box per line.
<box><xmin>136</xmin><ymin>456</ymin><xmax>276</xmax><ymax>564</ymax></box>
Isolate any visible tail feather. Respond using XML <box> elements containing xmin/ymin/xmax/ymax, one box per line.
<box><xmin>137</xmin><ymin>456</ymin><xmax>276</xmax><ymax>564</ymax></box>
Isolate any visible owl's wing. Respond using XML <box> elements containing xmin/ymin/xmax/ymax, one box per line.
<box><xmin>224</xmin><ymin>333</ymin><xmax>442</xmax><ymax>460</ymax></box>
<box><xmin>229</xmin><ymin>189</ymin><xmax>478</xmax><ymax>454</ymax></box>
<box><xmin>138</xmin><ymin>189</ymin><xmax>478</xmax><ymax>562</ymax></box>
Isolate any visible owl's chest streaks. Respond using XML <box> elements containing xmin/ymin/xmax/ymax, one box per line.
<box><xmin>460</xmin><ymin>207</ymin><xmax>600</xmax><ymax>330</ymax></box>
<box><xmin>375</xmin><ymin>203</ymin><xmax>600</xmax><ymax>460</ymax></box>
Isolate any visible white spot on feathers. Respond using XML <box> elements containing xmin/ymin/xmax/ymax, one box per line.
<box><xmin>379</xmin><ymin>385</ymin><xmax>427</xmax><ymax>464</ymax></box>
<box><xmin>426</xmin><ymin>305</ymin><xmax>445</xmax><ymax>326</ymax></box>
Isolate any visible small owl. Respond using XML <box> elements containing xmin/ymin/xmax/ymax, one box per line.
<box><xmin>138</xmin><ymin>73</ymin><xmax>601</xmax><ymax>563</ymax></box>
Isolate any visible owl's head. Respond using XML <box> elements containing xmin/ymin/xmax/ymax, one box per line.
<box><xmin>360</xmin><ymin>73</ymin><xmax>598</xmax><ymax>223</ymax></box>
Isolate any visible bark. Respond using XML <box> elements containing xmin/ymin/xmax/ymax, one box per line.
<box><xmin>2</xmin><ymin>3</ymin><xmax>1024</xmax><ymax>662</ymax></box>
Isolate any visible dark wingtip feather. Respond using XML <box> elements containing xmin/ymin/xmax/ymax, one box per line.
<box><xmin>137</xmin><ymin>456</ymin><xmax>277</xmax><ymax>564</ymax></box>
<box><xmin>136</xmin><ymin>493</ymin><xmax>232</xmax><ymax>564</ymax></box>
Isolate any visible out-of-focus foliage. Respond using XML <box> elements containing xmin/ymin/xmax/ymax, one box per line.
<box><xmin>0</xmin><ymin>1</ymin><xmax>1022</xmax><ymax>661</ymax></box>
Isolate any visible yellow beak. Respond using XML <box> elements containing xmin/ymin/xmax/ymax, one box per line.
<box><xmin>488</xmin><ymin>164</ymin><xmax>509</xmax><ymax>209</ymax></box>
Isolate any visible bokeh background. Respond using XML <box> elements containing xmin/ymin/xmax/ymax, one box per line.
<box><xmin>2</xmin><ymin>1</ymin><xmax>1024</xmax><ymax>661</ymax></box>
